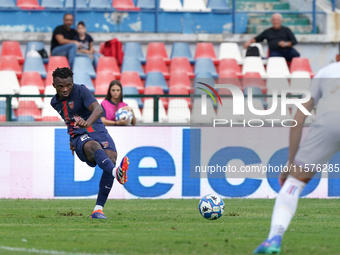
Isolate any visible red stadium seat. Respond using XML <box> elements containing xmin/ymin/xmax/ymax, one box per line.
<box><xmin>145</xmin><ymin>57</ymin><xmax>170</xmax><ymax>79</ymax></box>
<box><xmin>0</xmin><ymin>115</ymin><xmax>6</xmax><ymax>122</ymax></box>
<box><xmin>45</xmin><ymin>71</ymin><xmax>53</xmax><ymax>87</ymax></box>
<box><xmin>169</xmin><ymin>72</ymin><xmax>191</xmax><ymax>92</ymax></box>
<box><xmin>242</xmin><ymin>72</ymin><xmax>266</xmax><ymax>94</ymax></box>
<box><xmin>218</xmin><ymin>70</ymin><xmax>242</xmax><ymax>89</ymax></box>
<box><xmin>120</xmin><ymin>71</ymin><xmax>144</xmax><ymax>93</ymax></box>
<box><xmin>112</xmin><ymin>0</ymin><xmax>140</xmax><ymax>10</ymax></box>
<box><xmin>290</xmin><ymin>57</ymin><xmax>314</xmax><ymax>77</ymax></box>
<box><xmin>99</xmin><ymin>42</ymin><xmax>105</xmax><ymax>55</ymax></box>
<box><xmin>0</xmin><ymin>56</ymin><xmax>22</xmax><ymax>78</ymax></box>
<box><xmin>194</xmin><ymin>43</ymin><xmax>219</xmax><ymax>64</ymax></box>
<box><xmin>95</xmin><ymin>72</ymin><xmax>116</xmax><ymax>89</ymax></box>
<box><xmin>17</xmin><ymin>101</ymin><xmax>42</xmax><ymax>121</ymax></box>
<box><xmin>146</xmin><ymin>43</ymin><xmax>170</xmax><ymax>64</ymax></box>
<box><xmin>0</xmin><ymin>41</ymin><xmax>24</xmax><ymax>64</ymax></box>
<box><xmin>47</xmin><ymin>56</ymin><xmax>69</xmax><ymax>72</ymax></box>
<box><xmin>169</xmin><ymin>86</ymin><xmax>190</xmax><ymax>107</ymax></box>
<box><xmin>218</xmin><ymin>58</ymin><xmax>242</xmax><ymax>78</ymax></box>
<box><xmin>170</xmin><ymin>57</ymin><xmax>195</xmax><ymax>78</ymax></box>
<box><xmin>144</xmin><ymin>86</ymin><xmax>168</xmax><ymax>108</ymax></box>
<box><xmin>95</xmin><ymin>85</ymin><xmax>108</xmax><ymax>95</ymax></box>
<box><xmin>96</xmin><ymin>57</ymin><xmax>121</xmax><ymax>79</ymax></box>
<box><xmin>21</xmin><ymin>71</ymin><xmax>45</xmax><ymax>94</ymax></box>
<box><xmin>17</xmin><ymin>0</ymin><xmax>44</xmax><ymax>9</ymax></box>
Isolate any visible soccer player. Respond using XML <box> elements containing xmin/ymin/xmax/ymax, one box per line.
<box><xmin>254</xmin><ymin>61</ymin><xmax>340</xmax><ymax>254</ymax></box>
<box><xmin>51</xmin><ymin>67</ymin><xmax>129</xmax><ymax>219</ymax></box>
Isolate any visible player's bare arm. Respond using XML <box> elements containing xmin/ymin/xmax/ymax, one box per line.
<box><xmin>74</xmin><ymin>101</ymin><xmax>103</xmax><ymax>128</ymax></box>
<box><xmin>279</xmin><ymin>98</ymin><xmax>314</xmax><ymax>187</ymax></box>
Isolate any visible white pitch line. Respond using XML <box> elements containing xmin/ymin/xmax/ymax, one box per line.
<box><xmin>0</xmin><ymin>246</ymin><xmax>120</xmax><ymax>255</ymax></box>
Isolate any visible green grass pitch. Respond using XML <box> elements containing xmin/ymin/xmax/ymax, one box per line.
<box><xmin>0</xmin><ymin>199</ymin><xmax>340</xmax><ymax>255</ymax></box>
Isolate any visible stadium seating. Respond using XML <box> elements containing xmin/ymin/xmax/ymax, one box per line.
<box><xmin>170</xmin><ymin>57</ymin><xmax>195</xmax><ymax>78</ymax></box>
<box><xmin>19</xmin><ymin>86</ymin><xmax>44</xmax><ymax>108</ymax></box>
<box><xmin>290</xmin><ymin>71</ymin><xmax>311</xmax><ymax>92</ymax></box>
<box><xmin>0</xmin><ymin>56</ymin><xmax>22</xmax><ymax>78</ymax></box>
<box><xmin>266</xmin><ymin>73</ymin><xmax>290</xmax><ymax>91</ymax></box>
<box><xmin>218</xmin><ymin>70</ymin><xmax>242</xmax><ymax>89</ymax></box>
<box><xmin>0</xmin><ymin>100</ymin><xmax>16</xmax><ymax>121</ymax></box>
<box><xmin>142</xmin><ymin>99</ymin><xmax>167</xmax><ymax>123</ymax></box>
<box><xmin>219</xmin><ymin>42</ymin><xmax>243</xmax><ymax>65</ymax></box>
<box><xmin>266</xmin><ymin>57</ymin><xmax>291</xmax><ymax>78</ymax></box>
<box><xmin>94</xmin><ymin>84</ymin><xmax>108</xmax><ymax>95</ymax></box>
<box><xmin>0</xmin><ymin>70</ymin><xmax>20</xmax><ymax>94</ymax></box>
<box><xmin>167</xmin><ymin>99</ymin><xmax>190</xmax><ymax>123</ymax></box>
<box><xmin>244</xmin><ymin>86</ymin><xmax>266</xmax><ymax>110</ymax></box>
<box><xmin>23</xmin><ymin>57</ymin><xmax>47</xmax><ymax>78</ymax></box>
<box><xmin>169</xmin><ymin>72</ymin><xmax>191</xmax><ymax>92</ymax></box>
<box><xmin>124</xmin><ymin>42</ymin><xmax>146</xmax><ymax>64</ymax></box>
<box><xmin>44</xmin><ymin>85</ymin><xmax>55</xmax><ymax>95</ymax></box>
<box><xmin>65</xmin><ymin>0</ymin><xmax>88</xmax><ymax>8</ymax></box>
<box><xmin>195</xmin><ymin>43</ymin><xmax>218</xmax><ymax>64</ymax></box>
<box><xmin>112</xmin><ymin>0</ymin><xmax>140</xmax><ymax>10</ymax></box>
<box><xmin>121</xmin><ymin>57</ymin><xmax>145</xmax><ymax>79</ymax></box>
<box><xmin>182</xmin><ymin>0</ymin><xmax>210</xmax><ymax>11</ymax></box>
<box><xmin>242</xmin><ymin>57</ymin><xmax>266</xmax><ymax>78</ymax></box>
<box><xmin>169</xmin><ymin>86</ymin><xmax>190</xmax><ymax>107</ymax></box>
<box><xmin>45</xmin><ymin>71</ymin><xmax>53</xmax><ymax>87</ymax></box>
<box><xmin>194</xmin><ymin>58</ymin><xmax>218</xmax><ymax>78</ymax></box>
<box><xmin>120</xmin><ymin>72</ymin><xmax>144</xmax><ymax>93</ymax></box>
<box><xmin>242</xmin><ymin>43</ymin><xmax>266</xmax><ymax>59</ymax></box>
<box><xmin>17</xmin><ymin>101</ymin><xmax>42</xmax><ymax>121</ymax></box>
<box><xmin>41</xmin><ymin>0</ymin><xmax>63</xmax><ymax>8</ymax></box>
<box><xmin>21</xmin><ymin>72</ymin><xmax>45</xmax><ymax>94</ymax></box>
<box><xmin>95</xmin><ymin>72</ymin><xmax>116</xmax><ymax>91</ymax></box>
<box><xmin>242</xmin><ymin>72</ymin><xmax>266</xmax><ymax>93</ymax></box>
<box><xmin>73</xmin><ymin>56</ymin><xmax>96</xmax><ymax>78</ymax></box>
<box><xmin>17</xmin><ymin>0</ymin><xmax>44</xmax><ymax>9</ymax></box>
<box><xmin>0</xmin><ymin>0</ymin><xmax>16</xmax><ymax>8</ymax></box>
<box><xmin>218</xmin><ymin>58</ymin><xmax>242</xmax><ymax>77</ymax></box>
<box><xmin>47</xmin><ymin>56</ymin><xmax>69</xmax><ymax>72</ymax></box>
<box><xmin>122</xmin><ymin>98</ymin><xmax>142</xmax><ymax>122</ymax></box>
<box><xmin>96</xmin><ymin>57</ymin><xmax>121</xmax><ymax>78</ymax></box>
<box><xmin>290</xmin><ymin>57</ymin><xmax>314</xmax><ymax>77</ymax></box>
<box><xmin>89</xmin><ymin>0</ymin><xmax>110</xmax><ymax>8</ymax></box>
<box><xmin>170</xmin><ymin>43</ymin><xmax>194</xmax><ymax>64</ymax></box>
<box><xmin>137</xmin><ymin>0</ymin><xmax>155</xmax><ymax>9</ymax></box>
<box><xmin>194</xmin><ymin>72</ymin><xmax>215</xmax><ymax>88</ymax></box>
<box><xmin>145</xmin><ymin>72</ymin><xmax>169</xmax><ymax>93</ymax></box>
<box><xmin>216</xmin><ymin>98</ymin><xmax>238</xmax><ymax>121</ymax></box>
<box><xmin>17</xmin><ymin>115</ymin><xmax>36</xmax><ymax>122</ymax></box>
<box><xmin>159</xmin><ymin>0</ymin><xmax>183</xmax><ymax>11</ymax></box>
<box><xmin>0</xmin><ymin>41</ymin><xmax>24</xmax><ymax>64</ymax></box>
<box><xmin>25</xmin><ymin>41</ymin><xmax>49</xmax><ymax>63</ymax></box>
<box><xmin>122</xmin><ymin>86</ymin><xmax>143</xmax><ymax>108</ymax></box>
<box><xmin>145</xmin><ymin>57</ymin><xmax>170</xmax><ymax>79</ymax></box>
<box><xmin>73</xmin><ymin>72</ymin><xmax>95</xmax><ymax>93</ymax></box>
<box><xmin>144</xmin><ymin>86</ymin><xmax>168</xmax><ymax>108</ymax></box>
<box><xmin>191</xmin><ymin>98</ymin><xmax>216</xmax><ymax>124</ymax></box>
<box><xmin>146</xmin><ymin>43</ymin><xmax>170</xmax><ymax>64</ymax></box>
<box><xmin>207</xmin><ymin>0</ymin><xmax>229</xmax><ymax>10</ymax></box>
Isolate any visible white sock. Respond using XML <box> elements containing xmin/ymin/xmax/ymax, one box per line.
<box><xmin>268</xmin><ymin>176</ymin><xmax>306</xmax><ymax>239</ymax></box>
<box><xmin>94</xmin><ymin>205</ymin><xmax>103</xmax><ymax>212</ymax></box>
<box><xmin>112</xmin><ymin>167</ymin><xmax>117</xmax><ymax>178</ymax></box>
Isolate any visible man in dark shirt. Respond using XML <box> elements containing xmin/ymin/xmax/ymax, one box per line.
<box><xmin>51</xmin><ymin>13</ymin><xmax>81</xmax><ymax>69</ymax></box>
<box><xmin>243</xmin><ymin>13</ymin><xmax>300</xmax><ymax>62</ymax></box>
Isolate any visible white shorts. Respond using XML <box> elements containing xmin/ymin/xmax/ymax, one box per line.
<box><xmin>295</xmin><ymin>112</ymin><xmax>340</xmax><ymax>169</ymax></box>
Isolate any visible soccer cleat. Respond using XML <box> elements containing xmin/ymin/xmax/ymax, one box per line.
<box><xmin>91</xmin><ymin>209</ymin><xmax>107</xmax><ymax>219</ymax></box>
<box><xmin>115</xmin><ymin>156</ymin><xmax>129</xmax><ymax>185</ymax></box>
<box><xmin>253</xmin><ymin>235</ymin><xmax>282</xmax><ymax>254</ymax></box>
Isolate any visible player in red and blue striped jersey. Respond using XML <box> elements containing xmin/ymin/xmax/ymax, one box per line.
<box><xmin>51</xmin><ymin>67</ymin><xmax>129</xmax><ymax>219</ymax></box>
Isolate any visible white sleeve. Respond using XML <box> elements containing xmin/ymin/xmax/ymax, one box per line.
<box><xmin>309</xmin><ymin>70</ymin><xmax>323</xmax><ymax>107</ymax></box>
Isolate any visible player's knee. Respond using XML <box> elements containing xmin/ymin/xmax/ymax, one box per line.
<box><xmin>83</xmin><ymin>141</ymin><xmax>102</xmax><ymax>161</ymax></box>
<box><xmin>106</xmin><ymin>151</ymin><xmax>117</xmax><ymax>165</ymax></box>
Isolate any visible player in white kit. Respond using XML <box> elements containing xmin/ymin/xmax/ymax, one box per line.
<box><xmin>254</xmin><ymin>61</ymin><xmax>340</xmax><ymax>254</ymax></box>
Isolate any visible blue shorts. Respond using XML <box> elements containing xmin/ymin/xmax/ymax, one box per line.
<box><xmin>71</xmin><ymin>131</ymin><xmax>117</xmax><ymax>167</ymax></box>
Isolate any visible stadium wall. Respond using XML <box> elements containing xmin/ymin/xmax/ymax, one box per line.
<box><xmin>0</xmin><ymin>126</ymin><xmax>339</xmax><ymax>199</ymax></box>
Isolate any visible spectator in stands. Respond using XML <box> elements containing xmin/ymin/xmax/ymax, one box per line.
<box><xmin>74</xmin><ymin>21</ymin><xmax>101</xmax><ymax>68</ymax></box>
<box><xmin>100</xmin><ymin>80</ymin><xmax>136</xmax><ymax>126</ymax></box>
<box><xmin>243</xmin><ymin>13</ymin><xmax>300</xmax><ymax>62</ymax></box>
<box><xmin>51</xmin><ymin>13</ymin><xmax>80</xmax><ymax>68</ymax></box>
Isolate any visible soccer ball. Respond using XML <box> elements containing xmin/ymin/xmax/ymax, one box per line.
<box><xmin>198</xmin><ymin>194</ymin><xmax>225</xmax><ymax>220</ymax></box>
<box><xmin>115</xmin><ymin>108</ymin><xmax>133</xmax><ymax>124</ymax></box>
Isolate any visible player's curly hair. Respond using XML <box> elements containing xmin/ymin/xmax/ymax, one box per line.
<box><xmin>52</xmin><ymin>67</ymin><xmax>73</xmax><ymax>80</ymax></box>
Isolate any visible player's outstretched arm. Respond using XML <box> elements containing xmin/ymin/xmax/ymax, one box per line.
<box><xmin>75</xmin><ymin>101</ymin><xmax>103</xmax><ymax>128</ymax></box>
